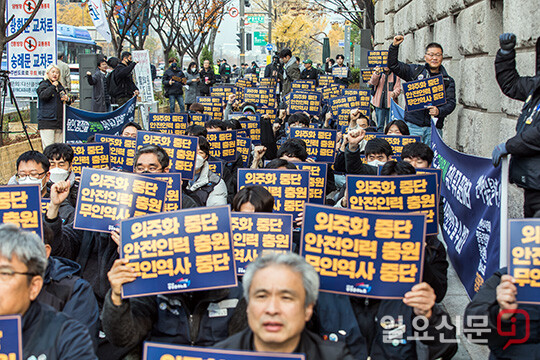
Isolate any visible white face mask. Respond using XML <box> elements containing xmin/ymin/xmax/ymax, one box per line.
<box><xmin>195</xmin><ymin>154</ymin><xmax>206</xmax><ymax>171</ymax></box>
<box><xmin>49</xmin><ymin>167</ymin><xmax>69</xmax><ymax>183</ymax></box>
<box><xmin>368</xmin><ymin>160</ymin><xmax>386</xmax><ymax>167</ymax></box>
<box><xmin>18</xmin><ymin>176</ymin><xmax>45</xmax><ymax>190</ymax></box>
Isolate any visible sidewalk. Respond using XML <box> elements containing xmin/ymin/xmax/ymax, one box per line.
<box><xmin>441</xmin><ymin>257</ymin><xmax>491</xmax><ymax>359</ymax></box>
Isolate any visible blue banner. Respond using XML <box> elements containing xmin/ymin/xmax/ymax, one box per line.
<box><xmin>237</xmin><ymin>137</ymin><xmax>252</xmax><ymax>168</ymax></box>
<box><xmin>71</xmin><ymin>142</ymin><xmax>110</xmax><ymax>176</ymax></box>
<box><xmin>318</xmin><ymin>75</ymin><xmax>334</xmax><ymax>87</ymax></box>
<box><xmin>292</xmin><ymin>79</ymin><xmax>317</xmax><ymax>91</ymax></box>
<box><xmin>136</xmin><ymin>131</ymin><xmax>199</xmax><ymax>180</ymax></box>
<box><xmin>208</xmin><ymin>161</ymin><xmax>223</xmax><ymax>178</ymax></box>
<box><xmin>231</xmin><ymin>213</ymin><xmax>293</xmax><ymax>274</ymax></box>
<box><xmin>207</xmin><ymin>130</ymin><xmax>238</xmax><ymax>162</ymax></box>
<box><xmin>210</xmin><ymin>84</ymin><xmax>236</xmax><ymax>100</ymax></box>
<box><xmin>320</xmin><ymin>84</ymin><xmax>345</xmax><ymax>101</ymax></box>
<box><xmin>403</xmin><ymin>75</ymin><xmax>446</xmax><ymax>112</ymax></box>
<box><xmin>142</xmin><ymin>173</ymin><xmax>183</xmax><ymax>212</ymax></box>
<box><xmin>257</xmin><ymin>106</ymin><xmax>278</xmax><ymax>121</ymax></box>
<box><xmin>431</xmin><ymin>122</ymin><xmax>501</xmax><ymax>298</ymax></box>
<box><xmin>190</xmin><ymin>113</ymin><xmax>211</xmax><ymax>127</ymax></box>
<box><xmin>230</xmin><ymin>112</ymin><xmax>261</xmax><ymax>122</ymax></box>
<box><xmin>0</xmin><ymin>185</ymin><xmax>42</xmax><ymax>239</ymax></box>
<box><xmin>284</xmin><ymin>91</ymin><xmax>321</xmax><ymax>116</ymax></box>
<box><xmin>148</xmin><ymin>113</ymin><xmax>189</xmax><ymax>135</ymax></box>
<box><xmin>361</xmin><ymin>69</ymin><xmax>374</xmax><ymax>83</ymax></box>
<box><xmin>239</xmin><ymin>120</ymin><xmax>261</xmax><ymax>144</ymax></box>
<box><xmin>243</xmin><ymin>87</ymin><xmax>276</xmax><ymax>108</ymax></box>
<box><xmin>196</xmin><ymin>96</ymin><xmax>224</xmax><ymax>120</ymax></box>
<box><xmin>65</xmin><ymin>96</ymin><xmax>136</xmax><ymax>143</ymax></box>
<box><xmin>73</xmin><ymin>168</ymin><xmax>168</xmax><ymax>233</ymax></box>
<box><xmin>373</xmin><ymin>134</ymin><xmax>421</xmax><ymax>158</ymax></box>
<box><xmin>508</xmin><ymin>219</ymin><xmax>540</xmax><ymax>304</ymax></box>
<box><xmin>347</xmin><ymin>174</ymin><xmax>439</xmax><ymax>235</ymax></box>
<box><xmin>143</xmin><ymin>342</ymin><xmax>305</xmax><ymax>360</ymax></box>
<box><xmin>0</xmin><ymin>315</ymin><xmax>22</xmax><ymax>360</ymax></box>
<box><xmin>237</xmin><ymin>169</ymin><xmax>310</xmax><ymax>219</ymax></box>
<box><xmin>120</xmin><ymin>206</ymin><xmax>237</xmax><ymax>298</ymax></box>
<box><xmin>290</xmin><ymin>128</ymin><xmax>337</xmax><ymax>163</ymax></box>
<box><xmin>296</xmin><ymin>162</ymin><xmax>327</xmax><ymax>204</ymax></box>
<box><xmin>301</xmin><ymin>204</ymin><xmax>426</xmax><ymax>299</ymax></box>
<box><xmin>95</xmin><ymin>134</ymin><xmax>136</xmax><ymax>172</ymax></box>
<box><xmin>367</xmin><ymin>50</ymin><xmax>388</xmax><ymax>67</ymax></box>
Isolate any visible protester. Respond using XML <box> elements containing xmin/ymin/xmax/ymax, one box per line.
<box><xmin>384</xmin><ymin>119</ymin><xmax>410</xmax><ymax>135</ymax></box>
<box><xmin>37</xmin><ymin>64</ymin><xmax>70</xmax><ymax>148</ymax></box>
<box><xmin>369</xmin><ymin>66</ymin><xmax>401</xmax><ymax>132</ymax></box>
<box><xmin>109</xmin><ymin>51</ymin><xmax>139</xmax><ymax>106</ymax></box>
<box><xmin>214</xmin><ymin>252</ymin><xmax>354</xmax><ymax>359</ymax></box>
<box><xmin>86</xmin><ymin>57</ymin><xmax>110</xmax><ymax>112</ymax></box>
<box><xmin>163</xmin><ymin>57</ymin><xmax>186</xmax><ymax>113</ymax></box>
<box><xmin>43</xmin><ymin>143</ymin><xmax>79</xmax><ymax>207</ymax></box>
<box><xmin>232</xmin><ymin>185</ymin><xmax>275</xmax><ymax>212</ymax></box>
<box><xmin>56</xmin><ymin>53</ymin><xmax>71</xmax><ymax>92</ymax></box>
<box><xmin>199</xmin><ymin>59</ymin><xmax>216</xmax><ymax>96</ymax></box>
<box><xmin>120</xmin><ymin>121</ymin><xmax>141</xmax><ymax>138</ymax></box>
<box><xmin>491</xmin><ymin>33</ymin><xmax>540</xmax><ymax>218</ymax></box>
<box><xmin>38</xmin><ymin>224</ymin><xmax>100</xmax><ymax>346</ymax></box>
<box><xmin>332</xmin><ymin>54</ymin><xmax>352</xmax><ymax>87</ymax></box>
<box><xmin>184</xmin><ymin>136</ymin><xmax>228</xmax><ymax>206</ymax></box>
<box><xmin>388</xmin><ymin>36</ymin><xmax>456</xmax><ymax>144</ymax></box>
<box><xmin>401</xmin><ymin>142</ymin><xmax>434</xmax><ymax>168</ymax></box>
<box><xmin>324</xmin><ymin>58</ymin><xmax>335</xmax><ymax>75</ymax></box>
<box><xmin>232</xmin><ymin>64</ymin><xmax>240</xmax><ymax>80</ymax></box>
<box><xmin>220</xmin><ymin>59</ymin><xmax>232</xmax><ymax>83</ymax></box>
<box><xmin>300</xmin><ymin>59</ymin><xmax>318</xmax><ymax>85</ymax></box>
<box><xmin>0</xmin><ymin>224</ymin><xmax>97</xmax><ymax>359</ymax></box>
<box><xmin>278</xmin><ymin>48</ymin><xmax>301</xmax><ymax>96</ymax></box>
<box><xmin>185</xmin><ymin>61</ymin><xmax>201</xmax><ymax>110</ymax></box>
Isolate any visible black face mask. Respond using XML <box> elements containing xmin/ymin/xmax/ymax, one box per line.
<box><xmin>141</xmin><ymin>170</ymin><xmax>150</xmax><ymax>174</ymax></box>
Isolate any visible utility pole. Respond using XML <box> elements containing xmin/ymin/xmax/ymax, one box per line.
<box><xmin>268</xmin><ymin>0</ymin><xmax>272</xmax><ymax>45</ymax></box>
<box><xmin>239</xmin><ymin>0</ymin><xmax>246</xmax><ymax>64</ymax></box>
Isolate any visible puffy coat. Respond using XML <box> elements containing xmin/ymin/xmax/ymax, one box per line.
<box><xmin>37</xmin><ymin>79</ymin><xmax>66</xmax><ymax>130</ymax></box>
<box><xmin>495</xmin><ymin>48</ymin><xmax>540</xmax><ymax>190</ymax></box>
<box><xmin>162</xmin><ymin>65</ymin><xmax>185</xmax><ymax>96</ymax></box>
<box><xmin>184</xmin><ymin>161</ymin><xmax>228</xmax><ymax>207</ymax></box>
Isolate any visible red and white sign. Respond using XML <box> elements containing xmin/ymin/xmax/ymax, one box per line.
<box><xmin>229</xmin><ymin>7</ymin><xmax>238</xmax><ymax>17</ymax></box>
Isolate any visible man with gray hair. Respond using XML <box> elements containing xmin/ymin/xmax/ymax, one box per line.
<box><xmin>0</xmin><ymin>224</ymin><xmax>96</xmax><ymax>359</ymax></box>
<box><xmin>215</xmin><ymin>252</ymin><xmax>354</xmax><ymax>359</ymax></box>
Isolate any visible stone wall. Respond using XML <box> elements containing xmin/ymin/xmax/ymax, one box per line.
<box><xmin>373</xmin><ymin>0</ymin><xmax>539</xmax><ymax>218</ymax></box>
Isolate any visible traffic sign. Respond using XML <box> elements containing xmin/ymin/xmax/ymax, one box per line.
<box><xmin>253</xmin><ymin>32</ymin><xmax>267</xmax><ymax>46</ymax></box>
<box><xmin>229</xmin><ymin>7</ymin><xmax>238</xmax><ymax>17</ymax></box>
<box><xmin>265</xmin><ymin>43</ymin><xmax>273</xmax><ymax>51</ymax></box>
<box><xmin>247</xmin><ymin>15</ymin><xmax>265</xmax><ymax>24</ymax></box>
<box><xmin>338</xmin><ymin>39</ymin><xmax>344</xmax><ymax>47</ymax></box>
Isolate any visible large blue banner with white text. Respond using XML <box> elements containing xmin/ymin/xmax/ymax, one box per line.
<box><xmin>65</xmin><ymin>97</ymin><xmax>136</xmax><ymax>143</ymax></box>
<box><xmin>431</xmin><ymin>122</ymin><xmax>501</xmax><ymax>298</ymax></box>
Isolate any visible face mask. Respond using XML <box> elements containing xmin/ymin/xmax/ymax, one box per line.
<box><xmin>195</xmin><ymin>154</ymin><xmax>206</xmax><ymax>171</ymax></box>
<box><xmin>49</xmin><ymin>167</ymin><xmax>69</xmax><ymax>183</ymax></box>
<box><xmin>18</xmin><ymin>176</ymin><xmax>45</xmax><ymax>190</ymax></box>
<box><xmin>368</xmin><ymin>160</ymin><xmax>386</xmax><ymax>167</ymax></box>
<box><xmin>191</xmin><ymin>67</ymin><xmax>196</xmax><ymax>72</ymax></box>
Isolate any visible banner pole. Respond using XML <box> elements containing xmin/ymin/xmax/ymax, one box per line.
<box><xmin>499</xmin><ymin>156</ymin><xmax>509</xmax><ymax>268</ymax></box>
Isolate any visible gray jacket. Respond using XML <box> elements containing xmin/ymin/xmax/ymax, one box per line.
<box><xmin>87</xmin><ymin>69</ymin><xmax>109</xmax><ymax>112</ymax></box>
<box><xmin>185</xmin><ymin>72</ymin><xmax>200</xmax><ymax>104</ymax></box>
<box><xmin>280</xmin><ymin>58</ymin><xmax>301</xmax><ymax>96</ymax></box>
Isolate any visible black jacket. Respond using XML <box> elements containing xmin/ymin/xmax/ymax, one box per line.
<box><xmin>214</xmin><ymin>328</ymin><xmax>355</xmax><ymax>360</ymax></box>
<box><xmin>37</xmin><ymin>79</ymin><xmax>66</xmax><ymax>130</ymax></box>
<box><xmin>199</xmin><ymin>68</ymin><xmax>216</xmax><ymax>96</ymax></box>
<box><xmin>332</xmin><ymin>64</ymin><xmax>352</xmax><ymax>87</ymax></box>
<box><xmin>162</xmin><ymin>65</ymin><xmax>185</xmax><ymax>96</ymax></box>
<box><xmin>37</xmin><ymin>256</ymin><xmax>100</xmax><ymax>345</ymax></box>
<box><xmin>495</xmin><ymin>49</ymin><xmax>540</xmax><ymax>190</ymax></box>
<box><xmin>101</xmin><ymin>287</ymin><xmax>246</xmax><ymax>349</ymax></box>
<box><xmin>301</xmin><ymin>67</ymin><xmax>319</xmax><ymax>85</ymax></box>
<box><xmin>23</xmin><ymin>301</ymin><xmax>96</xmax><ymax>359</ymax></box>
<box><xmin>464</xmin><ymin>268</ymin><xmax>540</xmax><ymax>359</ymax></box>
<box><xmin>388</xmin><ymin>44</ymin><xmax>456</xmax><ymax>129</ymax></box>
<box><xmin>110</xmin><ymin>61</ymin><xmax>138</xmax><ymax>99</ymax></box>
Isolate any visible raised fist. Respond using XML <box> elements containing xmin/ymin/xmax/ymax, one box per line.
<box><xmin>499</xmin><ymin>33</ymin><xmax>516</xmax><ymax>53</ymax></box>
<box><xmin>393</xmin><ymin>35</ymin><xmax>404</xmax><ymax>46</ymax></box>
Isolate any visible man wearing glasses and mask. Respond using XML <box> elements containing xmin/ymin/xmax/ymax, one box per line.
<box><xmin>388</xmin><ymin>35</ymin><xmax>456</xmax><ymax>144</ymax></box>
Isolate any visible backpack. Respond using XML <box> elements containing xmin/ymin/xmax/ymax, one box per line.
<box><xmin>106</xmin><ymin>70</ymin><xmax>119</xmax><ymax>99</ymax></box>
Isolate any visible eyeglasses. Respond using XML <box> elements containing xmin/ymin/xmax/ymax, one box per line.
<box><xmin>425</xmin><ymin>53</ymin><xmax>443</xmax><ymax>58</ymax></box>
<box><xmin>0</xmin><ymin>269</ymin><xmax>37</xmax><ymax>281</ymax></box>
<box><xmin>16</xmin><ymin>171</ymin><xmax>46</xmax><ymax>181</ymax></box>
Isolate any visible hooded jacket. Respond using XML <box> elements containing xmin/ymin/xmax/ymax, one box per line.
<box><xmin>37</xmin><ymin>256</ymin><xmax>100</xmax><ymax>345</ymax></box>
<box><xmin>185</xmin><ymin>161</ymin><xmax>228</xmax><ymax>207</ymax></box>
<box><xmin>22</xmin><ymin>301</ymin><xmax>97</xmax><ymax>359</ymax></box>
<box><xmin>494</xmin><ymin>39</ymin><xmax>540</xmax><ymax>190</ymax></box>
<box><xmin>388</xmin><ymin>44</ymin><xmax>456</xmax><ymax>130</ymax></box>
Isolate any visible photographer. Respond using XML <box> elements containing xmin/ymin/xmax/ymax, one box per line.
<box><xmin>264</xmin><ymin>55</ymin><xmax>281</xmax><ymax>78</ymax></box>
<box><xmin>37</xmin><ymin>64</ymin><xmax>71</xmax><ymax>149</ymax></box>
